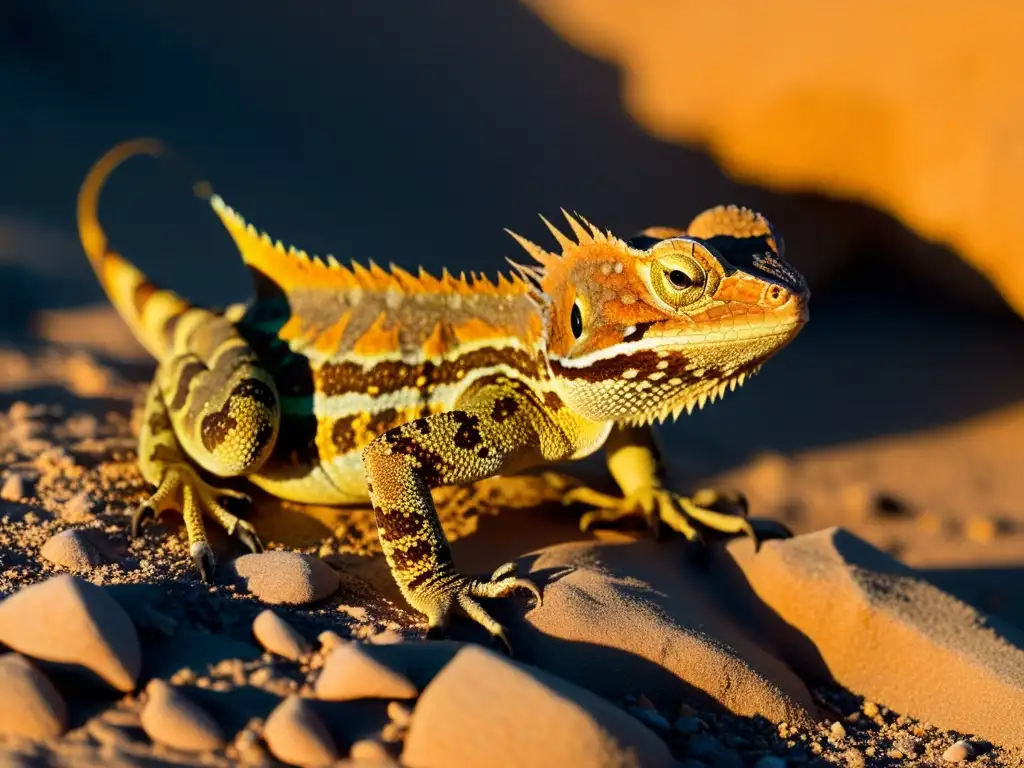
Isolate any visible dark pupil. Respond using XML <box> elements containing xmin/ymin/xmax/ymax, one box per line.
<box><xmin>668</xmin><ymin>270</ymin><xmax>692</xmax><ymax>288</ymax></box>
<box><xmin>570</xmin><ymin>303</ymin><xmax>583</xmax><ymax>338</ymax></box>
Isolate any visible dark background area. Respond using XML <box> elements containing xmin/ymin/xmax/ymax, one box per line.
<box><xmin>3</xmin><ymin>0</ymin><xmax>1024</xmax><ymax>473</ymax></box>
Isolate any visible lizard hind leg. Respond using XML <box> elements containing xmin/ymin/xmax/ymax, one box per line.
<box><xmin>136</xmin><ymin>311</ymin><xmax>279</xmax><ymax>580</ymax></box>
<box><xmin>136</xmin><ymin>377</ymin><xmax>263</xmax><ymax>580</ymax></box>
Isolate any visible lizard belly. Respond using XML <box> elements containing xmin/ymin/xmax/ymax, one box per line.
<box><xmin>248</xmin><ymin>407</ymin><xmax>367</xmax><ymax>504</ymax></box>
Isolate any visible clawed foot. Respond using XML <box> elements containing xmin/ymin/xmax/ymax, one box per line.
<box><xmin>131</xmin><ymin>463</ymin><xmax>262</xmax><ymax>582</ymax></box>
<box><xmin>558</xmin><ymin>479</ymin><xmax>766</xmax><ymax>551</ymax></box>
<box><xmin>418</xmin><ymin>562</ymin><xmax>542</xmax><ymax>656</ymax></box>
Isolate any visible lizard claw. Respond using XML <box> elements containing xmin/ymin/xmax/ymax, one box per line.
<box><xmin>415</xmin><ymin>565</ymin><xmax>542</xmax><ymax>657</ymax></box>
<box><xmin>191</xmin><ymin>541</ymin><xmax>216</xmax><ymax>583</ymax></box>
<box><xmin>130</xmin><ymin>501</ymin><xmax>158</xmax><ymax>539</ymax></box>
<box><xmin>232</xmin><ymin>519</ymin><xmax>264</xmax><ymax>554</ymax></box>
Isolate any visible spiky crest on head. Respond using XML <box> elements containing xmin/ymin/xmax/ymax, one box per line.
<box><xmin>507</xmin><ymin>205</ymin><xmax>810</xmax><ymax>427</ymax></box>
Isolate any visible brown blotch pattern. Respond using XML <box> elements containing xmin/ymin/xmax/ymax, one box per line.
<box><xmin>366</xmin><ymin>408</ymin><xmax>400</xmax><ymax>439</ymax></box>
<box><xmin>543</xmin><ymin>390</ymin><xmax>564</xmax><ymax>412</ymax></box>
<box><xmin>383</xmin><ymin>433</ymin><xmax>445</xmax><ymax>488</ymax></box>
<box><xmin>168</xmin><ymin>359</ymin><xmax>205</xmax><ymax>412</ymax></box>
<box><xmin>148</xmin><ymin>444</ymin><xmax>182</xmax><ymax>466</ymax></box>
<box><xmin>231</xmin><ymin>378</ymin><xmax>278</xmax><ymax>410</ymax></box>
<box><xmin>388</xmin><ymin>537</ymin><xmax>435</xmax><ymax>573</ymax></box>
<box><xmin>452</xmin><ymin>412</ymin><xmax>483</xmax><ymax>450</ymax></box>
<box><xmin>490</xmin><ymin>396</ymin><xmax>519</xmax><ymax>423</ymax></box>
<box><xmin>375</xmin><ymin>507</ymin><xmax>428</xmax><ymax>542</ymax></box>
<box><xmin>551</xmin><ymin>350</ymin><xmax>687</xmax><ymax>383</ymax></box>
<box><xmin>331</xmin><ymin>415</ymin><xmax>358</xmax><ymax>455</ymax></box>
<box><xmin>147</xmin><ymin>409</ymin><xmax>173</xmax><ymax>436</ymax></box>
<box><xmin>317</xmin><ymin>346</ymin><xmax>546</xmax><ymax>398</ymax></box>
<box><xmin>200</xmin><ymin>405</ymin><xmax>237</xmax><ymax>453</ymax></box>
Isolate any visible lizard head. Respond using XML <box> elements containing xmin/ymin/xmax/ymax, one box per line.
<box><xmin>507</xmin><ymin>205</ymin><xmax>809</xmax><ymax>425</ymax></box>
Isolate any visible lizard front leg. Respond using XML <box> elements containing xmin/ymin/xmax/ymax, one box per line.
<box><xmin>564</xmin><ymin>424</ymin><xmax>763</xmax><ymax>548</ymax></box>
<box><xmin>134</xmin><ymin>310</ymin><xmax>279</xmax><ymax>580</ymax></box>
<box><xmin>361</xmin><ymin>378</ymin><xmax>560</xmax><ymax>653</ymax></box>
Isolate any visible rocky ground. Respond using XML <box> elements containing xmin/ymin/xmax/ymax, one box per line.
<box><xmin>0</xmin><ymin>297</ymin><xmax>1023</xmax><ymax>768</ymax></box>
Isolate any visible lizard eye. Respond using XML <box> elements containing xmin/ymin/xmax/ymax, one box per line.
<box><xmin>651</xmin><ymin>256</ymin><xmax>707</xmax><ymax>309</ymax></box>
<box><xmin>570</xmin><ymin>301</ymin><xmax>583</xmax><ymax>339</ymax></box>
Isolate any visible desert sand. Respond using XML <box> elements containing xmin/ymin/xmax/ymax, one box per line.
<box><xmin>0</xmin><ymin>296</ymin><xmax>1022</xmax><ymax>767</ymax></box>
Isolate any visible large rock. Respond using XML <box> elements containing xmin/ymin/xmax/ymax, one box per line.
<box><xmin>402</xmin><ymin>645</ymin><xmax>673</xmax><ymax>768</ymax></box>
<box><xmin>528</xmin><ymin>0</ymin><xmax>1024</xmax><ymax>318</ymax></box>
<box><xmin>729</xmin><ymin>527</ymin><xmax>1024</xmax><ymax>748</ymax></box>
<box><xmin>501</xmin><ymin>538</ymin><xmax>814</xmax><ymax>725</ymax></box>
<box><xmin>0</xmin><ymin>575</ymin><xmax>141</xmax><ymax>691</ymax></box>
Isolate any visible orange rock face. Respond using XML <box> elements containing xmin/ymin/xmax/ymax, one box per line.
<box><xmin>527</xmin><ymin>0</ymin><xmax>1024</xmax><ymax>316</ymax></box>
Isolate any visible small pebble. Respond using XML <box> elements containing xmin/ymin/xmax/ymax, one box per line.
<box><xmin>349</xmin><ymin>739</ymin><xmax>393</xmax><ymax>762</ymax></box>
<box><xmin>0</xmin><ymin>654</ymin><xmax>67</xmax><ymax>739</ymax></box>
<box><xmin>942</xmin><ymin>740</ymin><xmax>974</xmax><ymax>762</ymax></box>
<box><xmin>61</xmin><ymin>492</ymin><xmax>95</xmax><ymax>523</ymax></box>
<box><xmin>317</xmin><ymin>630</ymin><xmax>346</xmax><ymax>651</ymax></box>
<box><xmin>628</xmin><ymin>705</ymin><xmax>671</xmax><ymax>731</ymax></box>
<box><xmin>263</xmin><ymin>695</ymin><xmax>338</xmax><ymax>767</ymax></box>
<box><xmin>862</xmin><ymin>701</ymin><xmax>879</xmax><ymax>718</ymax></box>
<box><xmin>40</xmin><ymin>529</ymin><xmax>102</xmax><ymax>571</ymax></box>
<box><xmin>252</xmin><ymin>610</ymin><xmax>310</xmax><ymax>661</ymax></box>
<box><xmin>315</xmin><ymin>643</ymin><xmax>417</xmax><ymax>701</ymax></box>
<box><xmin>140</xmin><ymin>679</ymin><xmax>224</xmax><ymax>751</ymax></box>
<box><xmin>0</xmin><ymin>574</ymin><xmax>140</xmax><ymax>691</ymax></box>
<box><xmin>686</xmin><ymin>734</ymin><xmax>742</xmax><ymax>768</ymax></box>
<box><xmin>674</xmin><ymin>715</ymin><xmax>702</xmax><ymax>734</ymax></box>
<box><xmin>829</xmin><ymin>720</ymin><xmax>847</xmax><ymax>739</ymax></box>
<box><xmin>387</xmin><ymin>701</ymin><xmax>412</xmax><ymax>727</ymax></box>
<box><xmin>1</xmin><ymin>473</ymin><xmax>25</xmax><ymax>501</ymax></box>
<box><xmin>230</xmin><ymin>551</ymin><xmax>339</xmax><ymax>605</ymax></box>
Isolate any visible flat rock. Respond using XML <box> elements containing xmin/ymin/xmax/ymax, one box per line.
<box><xmin>316</xmin><ymin>643</ymin><xmax>418</xmax><ymax>702</ymax></box>
<box><xmin>0</xmin><ymin>654</ymin><xmax>67</xmax><ymax>739</ymax></box>
<box><xmin>729</xmin><ymin>527</ymin><xmax>1024</xmax><ymax>748</ymax></box>
<box><xmin>140</xmin><ymin>679</ymin><xmax>225</xmax><ymax>752</ymax></box>
<box><xmin>229</xmin><ymin>551</ymin><xmax>339</xmax><ymax>605</ymax></box>
<box><xmin>40</xmin><ymin>529</ymin><xmax>102</xmax><ymax>571</ymax></box>
<box><xmin>402</xmin><ymin>644</ymin><xmax>673</xmax><ymax>768</ymax></box>
<box><xmin>0</xmin><ymin>575</ymin><xmax>141</xmax><ymax>691</ymax></box>
<box><xmin>502</xmin><ymin>538</ymin><xmax>814</xmax><ymax>724</ymax></box>
<box><xmin>252</xmin><ymin>610</ymin><xmax>311</xmax><ymax>661</ymax></box>
<box><xmin>263</xmin><ymin>695</ymin><xmax>339</xmax><ymax>768</ymax></box>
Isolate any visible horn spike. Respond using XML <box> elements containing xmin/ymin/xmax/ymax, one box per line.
<box><xmin>505</xmin><ymin>228</ymin><xmax>556</xmax><ymax>269</ymax></box>
<box><xmin>561</xmin><ymin>208</ymin><xmax>592</xmax><ymax>244</ymax></box>
<box><xmin>538</xmin><ymin>215</ymin><xmax>574</xmax><ymax>253</ymax></box>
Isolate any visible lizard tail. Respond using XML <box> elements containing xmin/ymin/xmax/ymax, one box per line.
<box><xmin>77</xmin><ymin>138</ymin><xmax>193</xmax><ymax>361</ymax></box>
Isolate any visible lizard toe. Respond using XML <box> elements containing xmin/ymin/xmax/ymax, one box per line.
<box><xmin>130</xmin><ymin>501</ymin><xmax>159</xmax><ymax>540</ymax></box>
<box><xmin>233</xmin><ymin>520</ymin><xmax>264</xmax><ymax>554</ymax></box>
<box><xmin>190</xmin><ymin>541</ymin><xmax>216</xmax><ymax>583</ymax></box>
